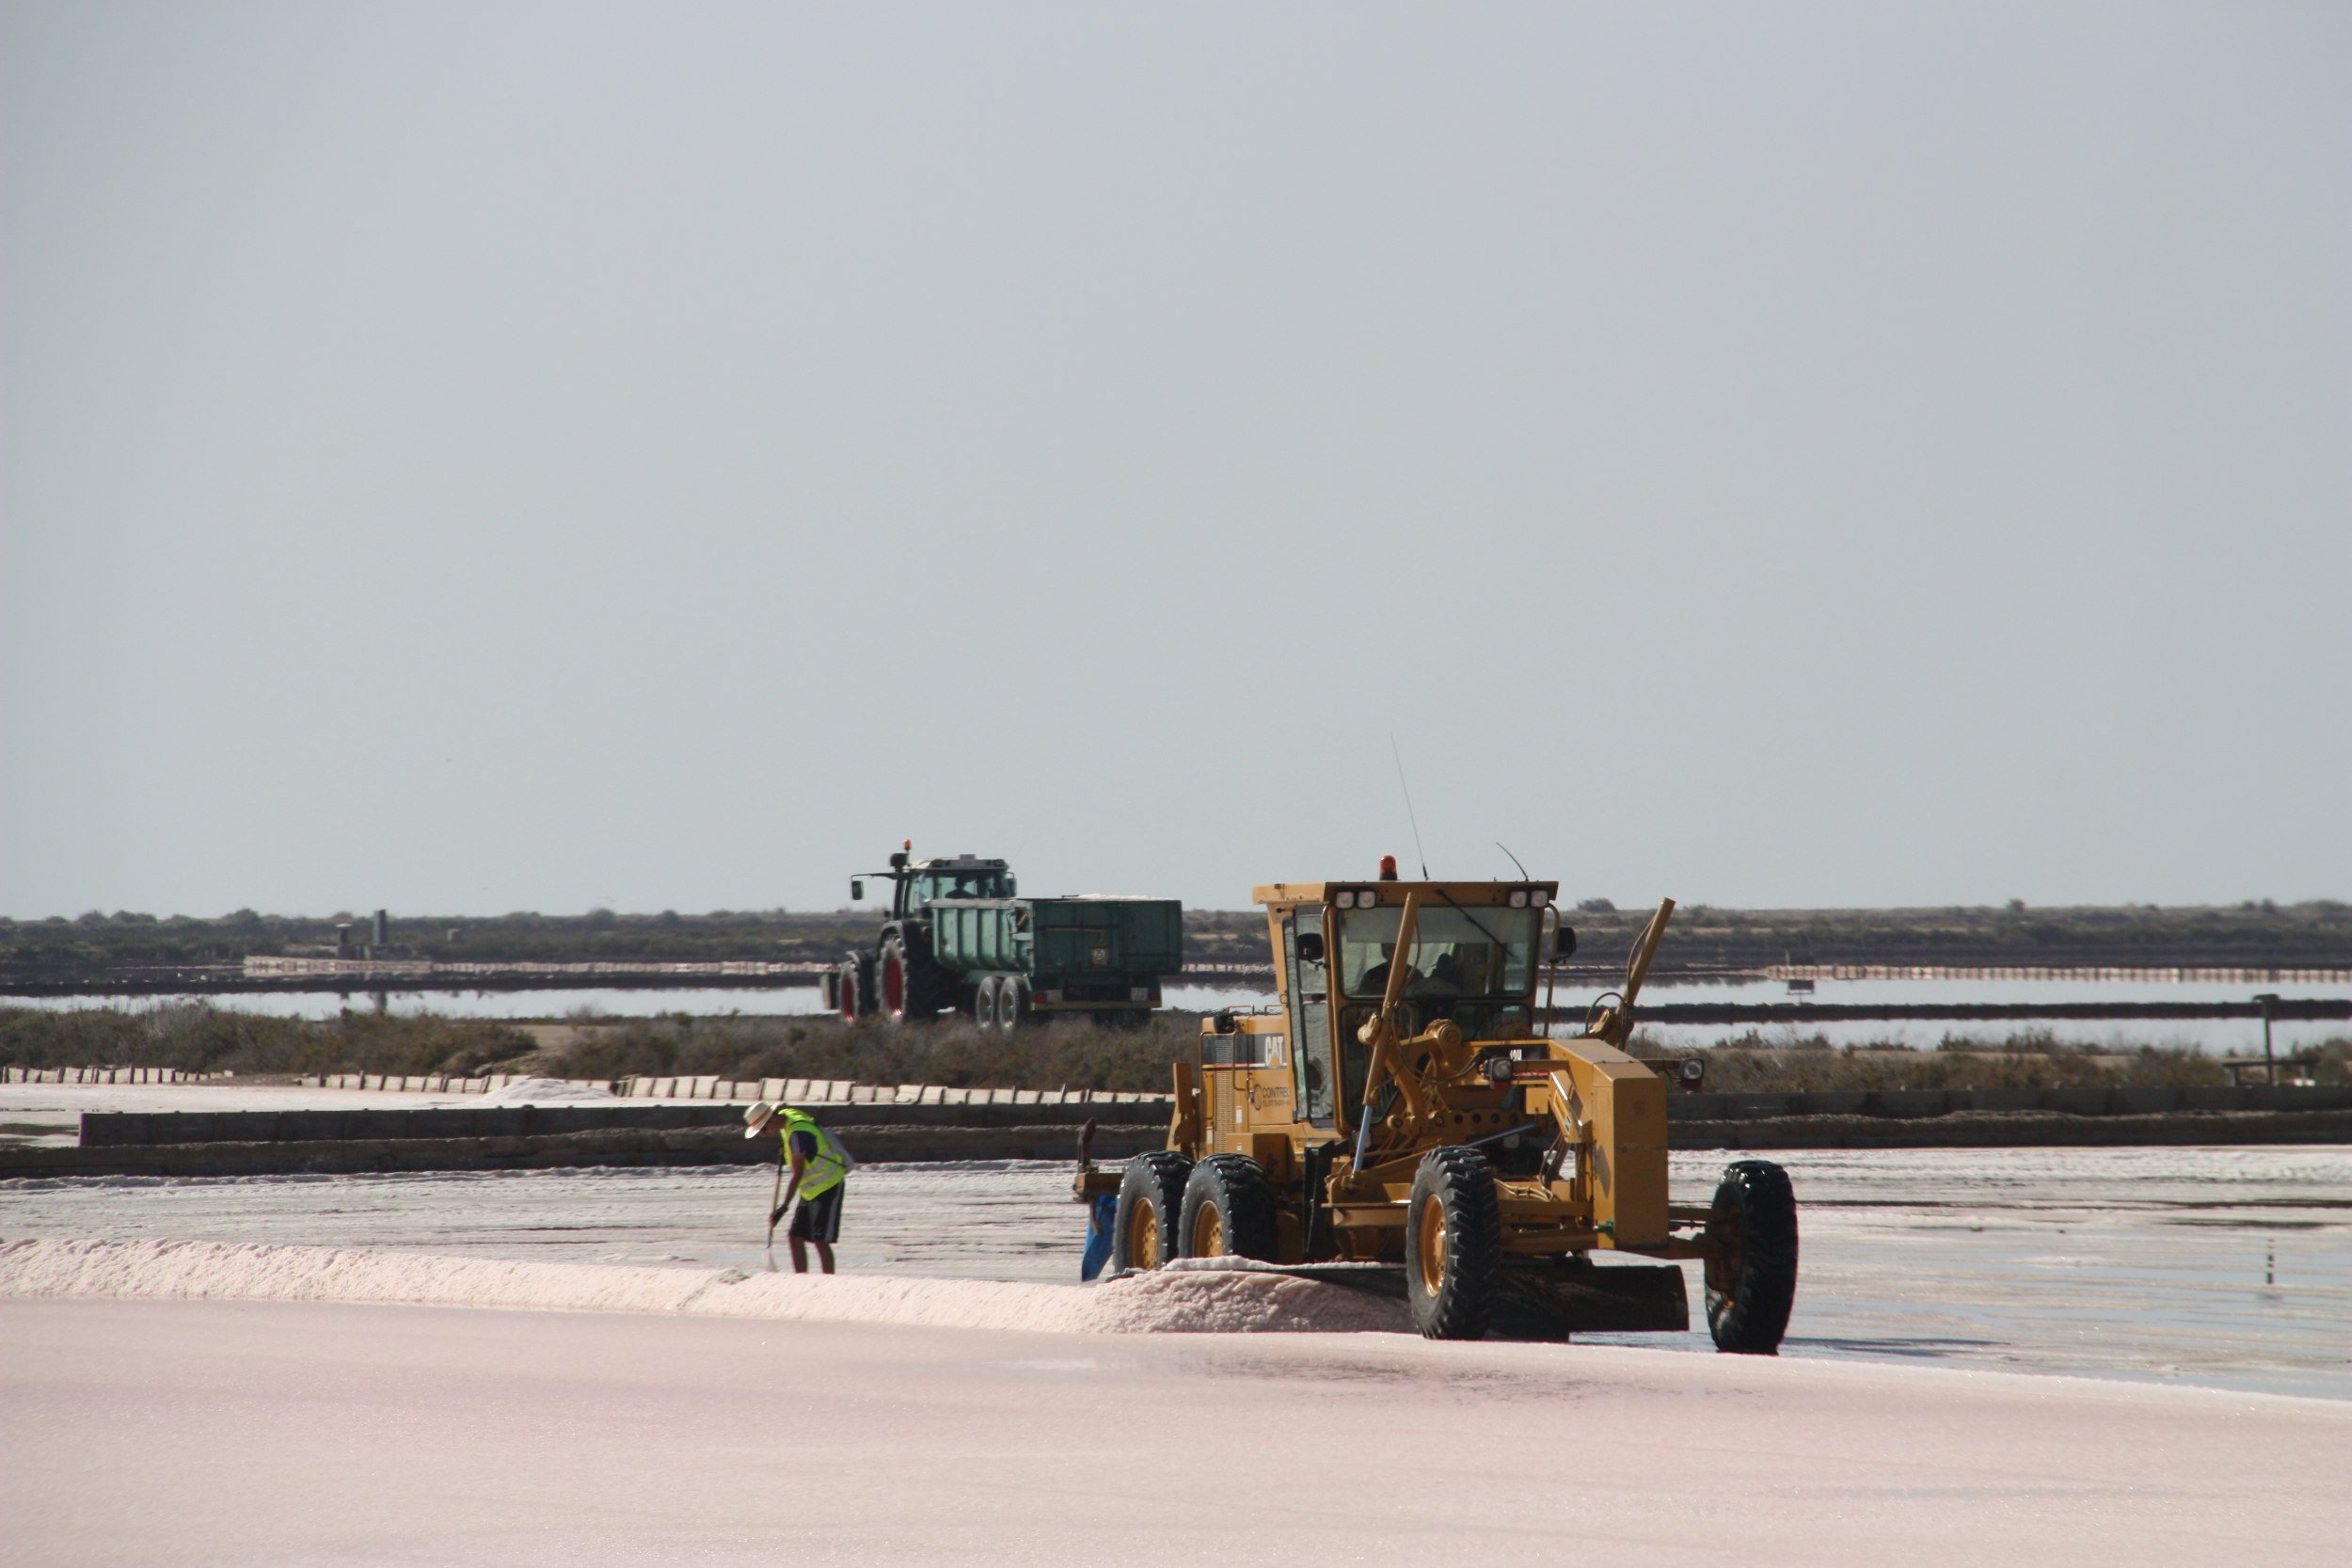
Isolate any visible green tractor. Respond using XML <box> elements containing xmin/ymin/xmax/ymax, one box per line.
<box><xmin>824</xmin><ymin>843</ymin><xmax>1185</xmax><ymax>1029</ymax></box>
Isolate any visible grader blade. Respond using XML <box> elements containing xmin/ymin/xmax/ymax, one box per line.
<box><xmin>1491</xmin><ymin>1260</ymin><xmax>1691</xmax><ymax>1339</ymax></box>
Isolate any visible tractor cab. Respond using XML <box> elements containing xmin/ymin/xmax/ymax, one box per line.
<box><xmin>907</xmin><ymin>858</ymin><xmax>1014</xmax><ymax>911</ymax></box>
<box><xmin>854</xmin><ymin>847</ymin><xmax>1014</xmax><ymax>922</ymax></box>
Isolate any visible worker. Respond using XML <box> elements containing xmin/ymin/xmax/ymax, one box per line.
<box><xmin>744</xmin><ymin>1101</ymin><xmax>853</xmax><ymax>1274</ymax></box>
<box><xmin>1357</xmin><ymin>941</ymin><xmax>1424</xmax><ymax>998</ymax></box>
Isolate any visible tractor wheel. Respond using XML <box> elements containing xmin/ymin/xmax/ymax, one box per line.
<box><xmin>878</xmin><ymin>937</ymin><xmax>924</xmax><ymax>1023</ymax></box>
<box><xmin>998</xmin><ymin>975</ymin><xmax>1029</xmax><ymax>1031</ymax></box>
<box><xmin>1180</xmin><ymin>1154</ymin><xmax>1279</xmax><ymax>1262</ymax></box>
<box><xmin>973</xmin><ymin>975</ymin><xmax>1002</xmax><ymax>1029</ymax></box>
<box><xmin>1405</xmin><ymin>1146</ymin><xmax>1503</xmax><ymax>1340</ymax></box>
<box><xmin>1110</xmin><ymin>1151</ymin><xmax>1193</xmax><ymax>1275</ymax></box>
<box><xmin>1705</xmin><ymin>1159</ymin><xmax>1798</xmax><ymax>1354</ymax></box>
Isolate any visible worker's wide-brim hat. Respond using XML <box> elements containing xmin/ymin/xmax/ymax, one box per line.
<box><xmin>743</xmin><ymin>1101</ymin><xmax>777</xmax><ymax>1138</ymax></box>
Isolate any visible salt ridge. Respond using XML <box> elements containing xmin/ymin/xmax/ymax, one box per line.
<box><xmin>0</xmin><ymin>1238</ymin><xmax>1407</xmax><ymax>1335</ymax></box>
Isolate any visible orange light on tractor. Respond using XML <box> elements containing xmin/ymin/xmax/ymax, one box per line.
<box><xmin>1378</xmin><ymin>855</ymin><xmax>1398</xmax><ymax>881</ymax></box>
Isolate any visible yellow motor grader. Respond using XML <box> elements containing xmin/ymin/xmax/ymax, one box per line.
<box><xmin>1083</xmin><ymin>866</ymin><xmax>1797</xmax><ymax>1349</ymax></box>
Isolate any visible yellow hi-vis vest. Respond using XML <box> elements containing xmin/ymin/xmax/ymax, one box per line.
<box><xmin>779</xmin><ymin>1109</ymin><xmax>850</xmax><ymax>1200</ymax></box>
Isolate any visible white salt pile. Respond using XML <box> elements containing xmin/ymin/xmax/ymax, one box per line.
<box><xmin>0</xmin><ymin>1239</ymin><xmax>1406</xmax><ymax>1335</ymax></box>
<box><xmin>482</xmin><ymin>1076</ymin><xmax>620</xmax><ymax>1104</ymax></box>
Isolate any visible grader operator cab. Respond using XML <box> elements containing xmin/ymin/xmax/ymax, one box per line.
<box><xmin>1083</xmin><ymin>863</ymin><xmax>1798</xmax><ymax>1350</ymax></box>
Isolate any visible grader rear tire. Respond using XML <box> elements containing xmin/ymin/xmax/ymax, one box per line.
<box><xmin>1405</xmin><ymin>1146</ymin><xmax>1502</xmax><ymax>1339</ymax></box>
<box><xmin>1179</xmin><ymin>1154</ymin><xmax>1279</xmax><ymax>1262</ymax></box>
<box><xmin>1111</xmin><ymin>1151</ymin><xmax>1193</xmax><ymax>1275</ymax></box>
<box><xmin>1705</xmin><ymin>1158</ymin><xmax>1799</xmax><ymax>1354</ymax></box>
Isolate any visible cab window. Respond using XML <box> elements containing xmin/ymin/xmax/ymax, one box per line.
<box><xmin>1337</xmin><ymin>904</ymin><xmax>1538</xmax><ymax>1001</ymax></box>
<box><xmin>1283</xmin><ymin>909</ymin><xmax>1333</xmax><ymax>1126</ymax></box>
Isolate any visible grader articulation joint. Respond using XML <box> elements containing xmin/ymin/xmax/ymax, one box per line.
<box><xmin>1078</xmin><ymin>872</ymin><xmax>1799</xmax><ymax>1350</ymax></box>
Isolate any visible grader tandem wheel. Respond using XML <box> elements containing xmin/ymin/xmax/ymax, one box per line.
<box><xmin>1108</xmin><ymin>1142</ymin><xmax>1798</xmax><ymax>1351</ymax></box>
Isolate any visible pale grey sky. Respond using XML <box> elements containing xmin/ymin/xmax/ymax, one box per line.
<box><xmin>4</xmin><ymin>2</ymin><xmax>2345</xmax><ymax>918</ymax></box>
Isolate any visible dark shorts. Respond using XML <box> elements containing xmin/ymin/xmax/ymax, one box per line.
<box><xmin>787</xmin><ymin>1182</ymin><xmax>844</xmax><ymax>1244</ymax></box>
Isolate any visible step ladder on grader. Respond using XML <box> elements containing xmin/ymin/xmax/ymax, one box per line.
<box><xmin>1075</xmin><ymin>863</ymin><xmax>1799</xmax><ymax>1349</ymax></box>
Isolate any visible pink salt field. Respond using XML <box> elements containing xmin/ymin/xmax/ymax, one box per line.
<box><xmin>3</xmin><ymin>1272</ymin><xmax>2344</xmax><ymax>1567</ymax></box>
<box><xmin>5</xmin><ymin>1084</ymin><xmax>2349</xmax><ymax>1563</ymax></box>
<box><xmin>6</xmin><ymin>1096</ymin><xmax>2346</xmax><ymax>1396</ymax></box>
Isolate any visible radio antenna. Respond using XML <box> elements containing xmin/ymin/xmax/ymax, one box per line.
<box><xmin>1389</xmin><ymin>734</ymin><xmax>1429</xmax><ymax>879</ymax></box>
<box><xmin>1495</xmin><ymin>841</ymin><xmax>1530</xmax><ymax>879</ymax></box>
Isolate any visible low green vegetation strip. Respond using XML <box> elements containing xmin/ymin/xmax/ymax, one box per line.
<box><xmin>0</xmin><ymin>1006</ymin><xmax>542</xmax><ymax>1083</ymax></box>
<box><xmin>0</xmin><ymin>1006</ymin><xmax>1200</xmax><ymax>1093</ymax></box>
<box><xmin>1676</xmin><ymin>1032</ymin><xmax>2351</xmax><ymax>1091</ymax></box>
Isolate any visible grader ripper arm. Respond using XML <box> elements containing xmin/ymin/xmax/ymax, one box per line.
<box><xmin>1090</xmin><ymin>878</ymin><xmax>1800</xmax><ymax>1351</ymax></box>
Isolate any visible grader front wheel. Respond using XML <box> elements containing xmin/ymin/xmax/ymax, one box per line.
<box><xmin>1705</xmin><ymin>1158</ymin><xmax>1799</xmax><ymax>1354</ymax></box>
<box><xmin>1404</xmin><ymin>1147</ymin><xmax>1502</xmax><ymax>1339</ymax></box>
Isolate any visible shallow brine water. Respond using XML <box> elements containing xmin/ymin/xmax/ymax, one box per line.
<box><xmin>4</xmin><ymin>1146</ymin><xmax>2344</xmax><ymax>1401</ymax></box>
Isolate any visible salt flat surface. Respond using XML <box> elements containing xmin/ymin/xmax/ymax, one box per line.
<box><xmin>3</xmin><ymin>1293</ymin><xmax>2344</xmax><ymax>1567</ymax></box>
<box><xmin>6</xmin><ymin>1146</ymin><xmax>2346</xmax><ymax>1397</ymax></box>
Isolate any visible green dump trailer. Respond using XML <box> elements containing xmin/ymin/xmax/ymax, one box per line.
<box><xmin>819</xmin><ymin>847</ymin><xmax>1184</xmax><ymax>1030</ymax></box>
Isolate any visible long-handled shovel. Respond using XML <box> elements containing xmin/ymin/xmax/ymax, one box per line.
<box><xmin>764</xmin><ymin>1154</ymin><xmax>786</xmax><ymax>1269</ymax></box>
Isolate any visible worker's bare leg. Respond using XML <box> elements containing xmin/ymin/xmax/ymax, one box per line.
<box><xmin>813</xmin><ymin>1240</ymin><xmax>835</xmax><ymax>1275</ymax></box>
<box><xmin>788</xmin><ymin>1236</ymin><xmax>809</xmax><ymax>1274</ymax></box>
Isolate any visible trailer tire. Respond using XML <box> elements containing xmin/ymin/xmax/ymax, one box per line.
<box><xmin>998</xmin><ymin>976</ymin><xmax>1029</xmax><ymax>1031</ymax></box>
<box><xmin>1180</xmin><ymin>1154</ymin><xmax>1279</xmax><ymax>1262</ymax></box>
<box><xmin>1405</xmin><ymin>1146</ymin><xmax>1502</xmax><ymax>1340</ymax></box>
<box><xmin>1111</xmin><ymin>1151</ymin><xmax>1193</xmax><ymax>1275</ymax></box>
<box><xmin>974</xmin><ymin>975</ymin><xmax>1001</xmax><ymax>1029</ymax></box>
<box><xmin>1705</xmin><ymin>1159</ymin><xmax>1798</xmax><ymax>1354</ymax></box>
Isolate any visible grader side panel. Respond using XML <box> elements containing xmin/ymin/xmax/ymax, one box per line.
<box><xmin>1528</xmin><ymin>1040</ymin><xmax>1672</xmax><ymax>1247</ymax></box>
<box><xmin>1204</xmin><ymin>1068</ymin><xmax>1236</xmax><ymax>1148</ymax></box>
<box><xmin>1168</xmin><ymin>1060</ymin><xmax>1203</xmax><ymax>1154</ymax></box>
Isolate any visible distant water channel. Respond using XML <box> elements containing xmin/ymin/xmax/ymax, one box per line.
<box><xmin>12</xmin><ymin>977</ymin><xmax>2349</xmax><ymax>1054</ymax></box>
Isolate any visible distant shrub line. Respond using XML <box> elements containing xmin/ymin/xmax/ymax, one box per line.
<box><xmin>1639</xmin><ymin>1029</ymin><xmax>2351</xmax><ymax>1092</ymax></box>
<box><xmin>3</xmin><ymin>902</ymin><xmax>2345</xmax><ymax>976</ymax></box>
